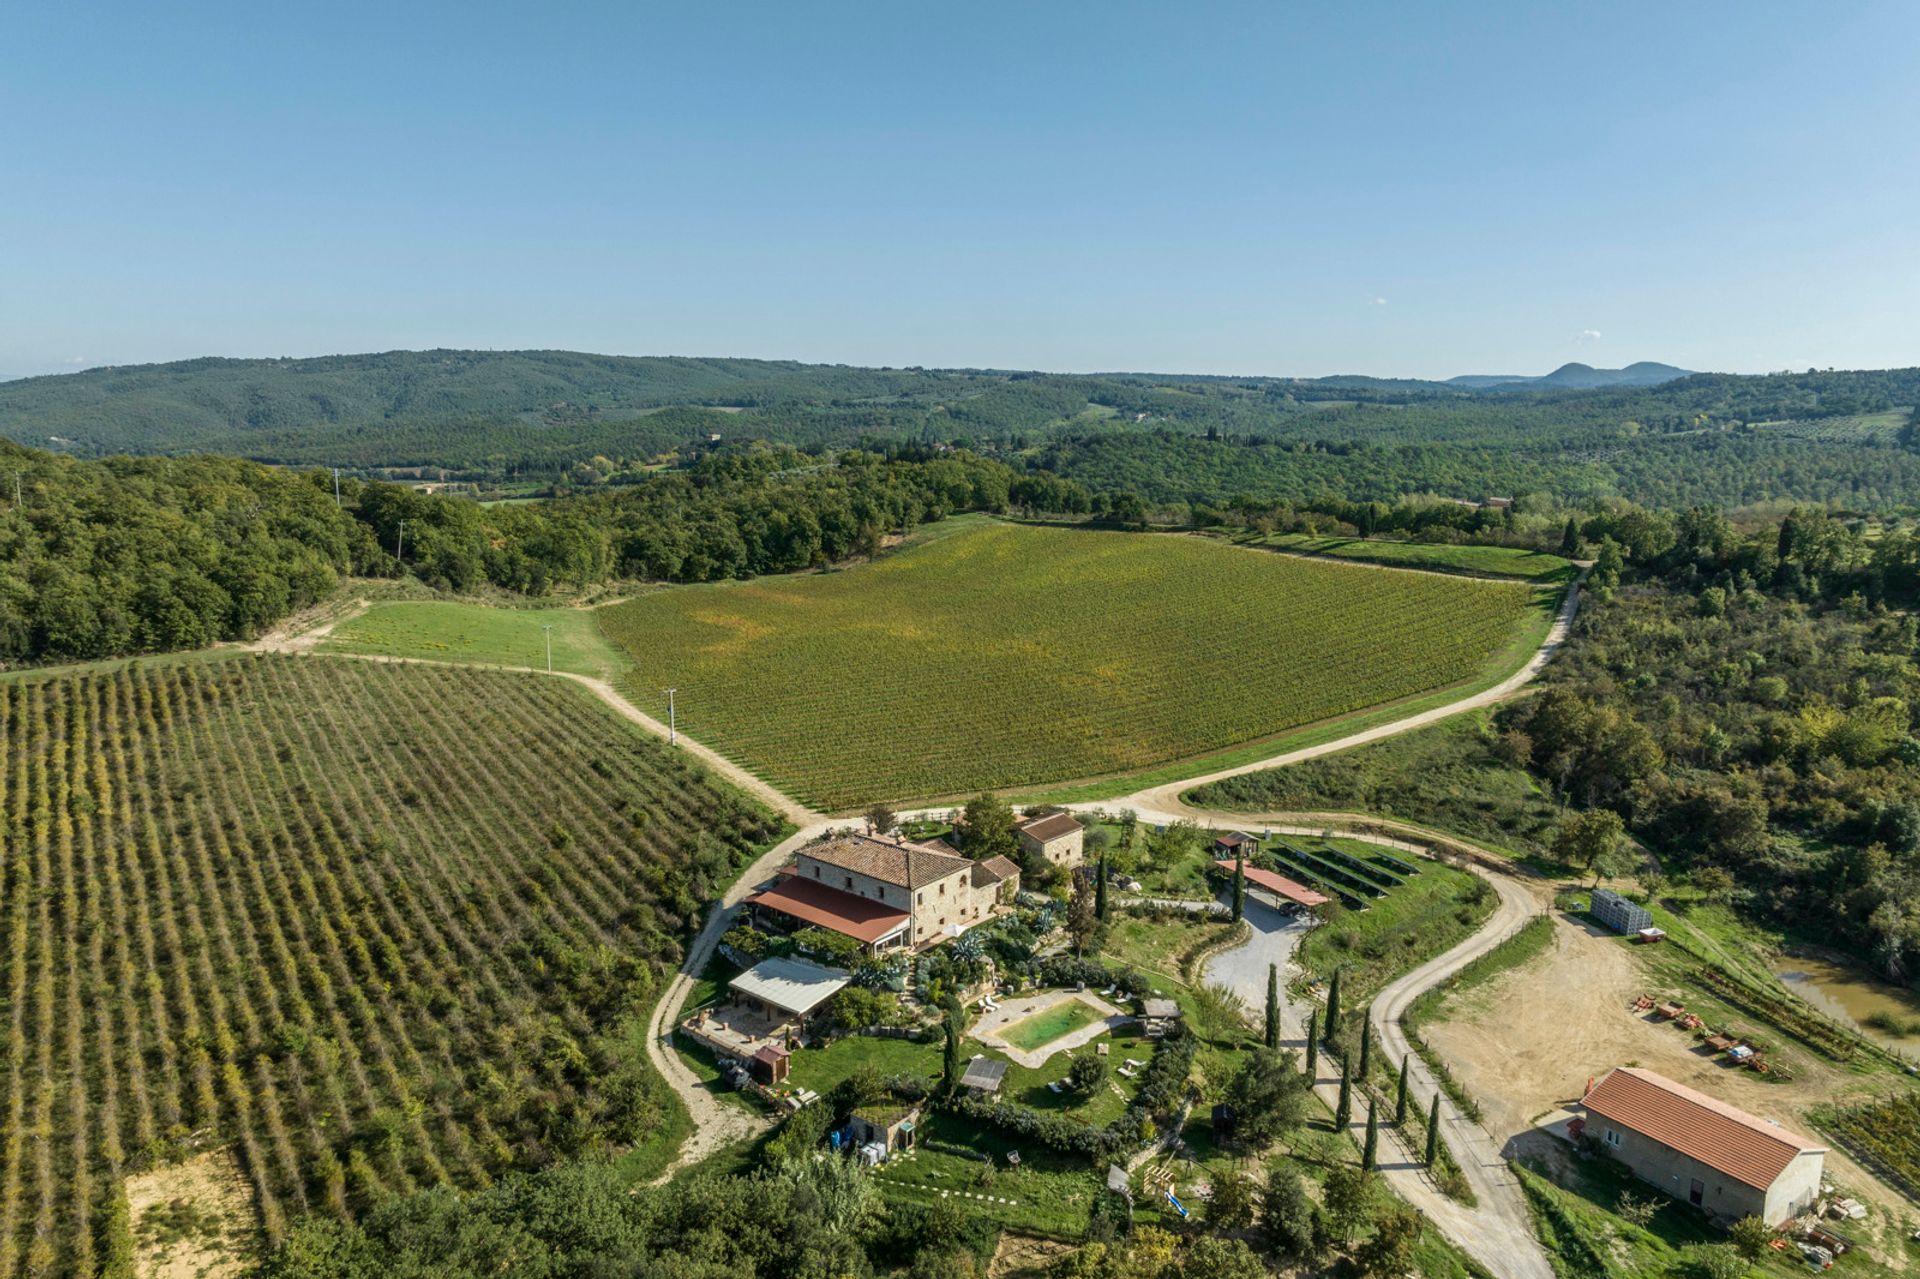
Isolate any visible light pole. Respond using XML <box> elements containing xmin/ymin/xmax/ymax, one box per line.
<box><xmin>664</xmin><ymin>687</ymin><xmax>678</xmax><ymax>746</ymax></box>
<box><xmin>541</xmin><ymin>623</ymin><xmax>553</xmax><ymax>674</ymax></box>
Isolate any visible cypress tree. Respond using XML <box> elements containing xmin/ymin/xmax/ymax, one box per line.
<box><xmin>1231</xmin><ymin>854</ymin><xmax>1245</xmax><ymax>923</ymax></box>
<box><xmin>1560</xmin><ymin>515</ymin><xmax>1582</xmax><ymax>557</ymax></box>
<box><xmin>1362</xmin><ymin>1102</ymin><xmax>1379</xmax><ymax>1170</ymax></box>
<box><xmin>1324</xmin><ymin>969</ymin><xmax>1342</xmax><ymax>1042</ymax></box>
<box><xmin>1425</xmin><ymin>1094</ymin><xmax>1442</xmax><ymax>1166</ymax></box>
<box><xmin>1304</xmin><ymin>1006</ymin><xmax>1319</xmax><ymax>1080</ymax></box>
<box><xmin>1357</xmin><ymin>1013</ymin><xmax>1372</xmax><ymax>1078</ymax></box>
<box><xmin>1394</xmin><ymin>1054</ymin><xmax>1410</xmax><ymax>1125</ymax></box>
<box><xmin>1095</xmin><ymin>854</ymin><xmax>1109</xmax><ymax>921</ymax></box>
<box><xmin>941</xmin><ymin>998</ymin><xmax>963</xmax><ymax>1098</ymax></box>
<box><xmin>1264</xmin><ymin>963</ymin><xmax>1280</xmax><ymax>1050</ymax></box>
<box><xmin>1334</xmin><ymin>1058</ymin><xmax>1352</xmax><ymax>1130</ymax></box>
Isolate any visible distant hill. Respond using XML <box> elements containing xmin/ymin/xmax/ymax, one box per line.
<box><xmin>1448</xmin><ymin>361</ymin><xmax>1692</xmax><ymax>391</ymax></box>
<box><xmin>5</xmin><ymin>348</ymin><xmax>1920</xmax><ymax>509</ymax></box>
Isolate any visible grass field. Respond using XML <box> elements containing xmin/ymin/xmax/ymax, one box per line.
<box><xmin>0</xmin><ymin>655</ymin><xmax>782</xmax><ymax>1276</ymax></box>
<box><xmin>322</xmin><ymin>599</ymin><xmax>631</xmax><ymax>679</ymax></box>
<box><xmin>1242</xmin><ymin>533</ymin><xmax>1579</xmax><ymax>582</ymax></box>
<box><xmin>598</xmin><ymin>518</ymin><xmax>1544</xmax><ymax>809</ymax></box>
<box><xmin>1188</xmin><ymin>711</ymin><xmax>1562</xmax><ymax>860</ymax></box>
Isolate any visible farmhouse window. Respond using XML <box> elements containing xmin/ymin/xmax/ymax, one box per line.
<box><xmin>1603</xmin><ymin>1128</ymin><xmax>1621</xmax><ymax>1148</ymax></box>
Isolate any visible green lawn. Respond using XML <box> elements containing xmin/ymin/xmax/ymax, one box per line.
<box><xmin>1000</xmin><ymin>1000</ymin><xmax>1104</xmax><ymax>1051</ymax></box>
<box><xmin>869</xmin><ymin>1112</ymin><xmax>1103</xmax><ymax>1239</ymax></box>
<box><xmin>322</xmin><ymin>598</ymin><xmax>632</xmax><ymax>679</ymax></box>
<box><xmin>785</xmin><ymin>1035</ymin><xmax>941</xmax><ymax>1096</ymax></box>
<box><xmin>597</xmin><ymin>517</ymin><xmax>1544</xmax><ymax>809</ymax></box>
<box><xmin>1241</xmin><ymin>532</ymin><xmax>1579</xmax><ymax>583</ymax></box>
<box><xmin>1102</xmin><ymin>912</ymin><xmax>1227</xmax><ymax>976</ymax></box>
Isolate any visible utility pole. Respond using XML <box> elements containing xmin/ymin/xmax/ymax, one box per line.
<box><xmin>332</xmin><ymin>468</ymin><xmax>341</xmax><ymax>506</ymax></box>
<box><xmin>395</xmin><ymin>519</ymin><xmax>405</xmax><ymax>563</ymax></box>
<box><xmin>664</xmin><ymin>687</ymin><xmax>678</xmax><ymax>746</ymax></box>
<box><xmin>11</xmin><ymin>472</ymin><xmax>19</xmax><ymax>509</ymax></box>
<box><xmin>542</xmin><ymin>623</ymin><xmax>553</xmax><ymax>674</ymax></box>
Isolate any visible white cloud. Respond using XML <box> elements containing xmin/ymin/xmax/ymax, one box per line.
<box><xmin>1575</xmin><ymin>329</ymin><xmax>1602</xmax><ymax>343</ymax></box>
<box><xmin>63</xmin><ymin>356</ymin><xmax>87</xmax><ymax>365</ymax></box>
<box><xmin>1369</xmin><ymin>296</ymin><xmax>1388</xmax><ymax>307</ymax></box>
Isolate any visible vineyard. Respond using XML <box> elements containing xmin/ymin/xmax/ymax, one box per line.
<box><xmin>1817</xmin><ymin>1093</ymin><xmax>1920</xmax><ymax>1201</ymax></box>
<box><xmin>0</xmin><ymin>655</ymin><xmax>782</xmax><ymax>1278</ymax></box>
<box><xmin>599</xmin><ymin>519</ymin><xmax>1546</xmax><ymax>809</ymax></box>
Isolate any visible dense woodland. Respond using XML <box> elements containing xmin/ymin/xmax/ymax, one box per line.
<box><xmin>5</xmin><ymin>352</ymin><xmax>1919</xmax><ymax>508</ymax></box>
<box><xmin>1506</xmin><ymin>507</ymin><xmax>1920</xmax><ymax>976</ymax></box>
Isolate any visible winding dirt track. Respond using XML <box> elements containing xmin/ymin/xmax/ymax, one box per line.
<box><xmin>1158</xmin><ymin>811</ymin><xmax>1554</xmax><ymax>1279</ymax></box>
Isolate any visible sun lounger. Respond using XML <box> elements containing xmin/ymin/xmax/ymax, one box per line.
<box><xmin>1118</xmin><ymin>1065</ymin><xmax>1137</xmax><ymax>1078</ymax></box>
<box><xmin>1125</xmin><ymin>1058</ymin><xmax>1146</xmax><ymax>1069</ymax></box>
<box><xmin>1048</xmin><ymin>1080</ymin><xmax>1065</xmax><ymax>1093</ymax></box>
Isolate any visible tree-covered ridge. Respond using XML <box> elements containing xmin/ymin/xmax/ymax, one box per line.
<box><xmin>0</xmin><ymin>442</ymin><xmax>365</xmax><ymax>659</ymax></box>
<box><xmin>6</xmin><ymin>349</ymin><xmax>1919</xmax><ymax>507</ymax></box>
<box><xmin>1507</xmin><ymin>505</ymin><xmax>1920</xmax><ymax>975</ymax></box>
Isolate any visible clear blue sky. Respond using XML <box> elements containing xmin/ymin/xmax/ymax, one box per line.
<box><xmin>5</xmin><ymin>2</ymin><xmax>1917</xmax><ymax>380</ymax></box>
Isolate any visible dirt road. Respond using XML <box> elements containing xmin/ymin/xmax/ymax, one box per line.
<box><xmin>1164</xmin><ymin>808</ymin><xmax>1556</xmax><ymax>1279</ymax></box>
<box><xmin>641</xmin><ymin>819</ymin><xmax>833</xmax><ymax>1177</ymax></box>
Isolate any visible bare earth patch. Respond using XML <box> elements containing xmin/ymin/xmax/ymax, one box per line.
<box><xmin>124</xmin><ymin>1150</ymin><xmax>256</xmax><ymax>1279</ymax></box>
<box><xmin>987</xmin><ymin>1233</ymin><xmax>1077</xmax><ymax>1278</ymax></box>
<box><xmin>1423</xmin><ymin>916</ymin><xmax>1918</xmax><ymax>1240</ymax></box>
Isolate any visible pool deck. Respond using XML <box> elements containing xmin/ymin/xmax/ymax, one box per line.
<box><xmin>970</xmin><ymin>990</ymin><xmax>1126</xmax><ymax>1068</ymax></box>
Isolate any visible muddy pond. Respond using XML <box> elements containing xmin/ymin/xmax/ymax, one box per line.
<box><xmin>1771</xmin><ymin>951</ymin><xmax>1920</xmax><ymax>1051</ymax></box>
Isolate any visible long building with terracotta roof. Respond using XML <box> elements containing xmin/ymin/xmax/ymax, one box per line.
<box><xmin>1579</xmin><ymin>1066</ymin><xmax>1825</xmax><ymax>1225</ymax></box>
<box><xmin>746</xmin><ymin>833</ymin><xmax>1019</xmax><ymax>954</ymax></box>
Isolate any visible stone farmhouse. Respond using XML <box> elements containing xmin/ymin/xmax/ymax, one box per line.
<box><xmin>1016</xmin><ymin>811</ymin><xmax>1085</xmax><ymax>868</ymax></box>
<box><xmin>745</xmin><ymin>834</ymin><xmax>1020</xmax><ymax>954</ymax></box>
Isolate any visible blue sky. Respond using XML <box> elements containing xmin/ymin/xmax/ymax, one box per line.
<box><xmin>4</xmin><ymin>2</ymin><xmax>1917</xmax><ymax>379</ymax></box>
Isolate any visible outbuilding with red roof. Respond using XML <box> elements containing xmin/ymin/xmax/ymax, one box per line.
<box><xmin>1579</xmin><ymin>1066</ymin><xmax>1825</xmax><ymax>1225</ymax></box>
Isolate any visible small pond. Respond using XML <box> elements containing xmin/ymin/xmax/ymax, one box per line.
<box><xmin>1771</xmin><ymin>951</ymin><xmax>1920</xmax><ymax>1051</ymax></box>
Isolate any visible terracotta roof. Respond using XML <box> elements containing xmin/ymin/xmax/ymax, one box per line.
<box><xmin>1214</xmin><ymin>832</ymin><xmax>1257</xmax><ymax>849</ymax></box>
<box><xmin>1217</xmin><ymin>859</ymin><xmax>1331</xmax><ymax>908</ymax></box>
<box><xmin>972</xmin><ymin>855</ymin><xmax>1021</xmax><ymax>888</ymax></box>
<box><xmin>800</xmin><ymin>834</ymin><xmax>971</xmax><ymax>890</ymax></box>
<box><xmin>1582</xmin><ymin>1067</ymin><xmax>1824</xmax><ymax>1191</ymax></box>
<box><xmin>745</xmin><ymin>877</ymin><xmax>910</xmax><ymax>944</ymax></box>
<box><xmin>1018</xmin><ymin>812</ymin><xmax>1084</xmax><ymax>842</ymax></box>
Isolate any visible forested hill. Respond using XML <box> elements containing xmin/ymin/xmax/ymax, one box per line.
<box><xmin>4</xmin><ymin>349</ymin><xmax>1919</xmax><ymax>508</ymax></box>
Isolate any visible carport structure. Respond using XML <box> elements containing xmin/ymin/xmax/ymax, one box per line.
<box><xmin>1216</xmin><ymin>859</ymin><xmax>1331</xmax><ymax>912</ymax></box>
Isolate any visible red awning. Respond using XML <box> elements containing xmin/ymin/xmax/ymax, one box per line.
<box><xmin>1217</xmin><ymin>859</ymin><xmax>1331</xmax><ymax>908</ymax></box>
<box><xmin>746</xmin><ymin>876</ymin><xmax>911</xmax><ymax>944</ymax></box>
